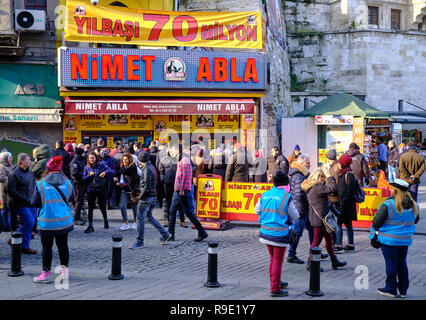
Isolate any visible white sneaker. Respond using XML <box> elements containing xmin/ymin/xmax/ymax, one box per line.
<box><xmin>120</xmin><ymin>224</ymin><xmax>130</xmax><ymax>231</ymax></box>
<box><xmin>131</xmin><ymin>223</ymin><xmax>137</xmax><ymax>230</ymax></box>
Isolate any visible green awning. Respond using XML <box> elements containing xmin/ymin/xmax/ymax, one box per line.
<box><xmin>0</xmin><ymin>64</ymin><xmax>61</xmax><ymax>109</ymax></box>
<box><xmin>295</xmin><ymin>93</ymin><xmax>390</xmax><ymax>118</ymax></box>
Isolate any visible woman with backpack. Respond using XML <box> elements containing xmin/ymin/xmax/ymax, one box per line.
<box><xmin>31</xmin><ymin>156</ymin><xmax>73</xmax><ymax>283</ymax></box>
<box><xmin>116</xmin><ymin>153</ymin><xmax>140</xmax><ymax>231</ymax></box>
<box><xmin>335</xmin><ymin>154</ymin><xmax>358</xmax><ymax>254</ymax></box>
<box><xmin>82</xmin><ymin>151</ymin><xmax>114</xmax><ymax>233</ymax></box>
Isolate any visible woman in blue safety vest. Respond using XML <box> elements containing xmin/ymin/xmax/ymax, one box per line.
<box><xmin>31</xmin><ymin>156</ymin><xmax>74</xmax><ymax>283</ymax></box>
<box><xmin>370</xmin><ymin>178</ymin><xmax>419</xmax><ymax>298</ymax></box>
<box><xmin>255</xmin><ymin>171</ymin><xmax>300</xmax><ymax>297</ymax></box>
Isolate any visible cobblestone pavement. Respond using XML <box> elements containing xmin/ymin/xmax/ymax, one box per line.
<box><xmin>0</xmin><ymin>183</ymin><xmax>425</xmax><ymax>301</ymax></box>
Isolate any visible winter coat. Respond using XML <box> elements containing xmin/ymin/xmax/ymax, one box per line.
<box><xmin>158</xmin><ymin>152</ymin><xmax>178</xmax><ymax>186</ymax></box>
<box><xmin>149</xmin><ymin>147</ymin><xmax>159</xmax><ymax>169</ymax></box>
<box><xmin>387</xmin><ymin>147</ymin><xmax>399</xmax><ymax>168</ymax></box>
<box><xmin>0</xmin><ymin>154</ymin><xmax>13</xmax><ymax>207</ymax></box>
<box><xmin>52</xmin><ymin>147</ymin><xmax>71</xmax><ymax>178</ymax></box>
<box><xmin>30</xmin><ymin>144</ymin><xmax>52</xmax><ymax>180</ymax></box>
<box><xmin>119</xmin><ymin>164</ymin><xmax>140</xmax><ymax>192</ymax></box>
<box><xmin>288</xmin><ymin>152</ymin><xmax>299</xmax><ymax>166</ymax></box>
<box><xmin>100</xmin><ymin>156</ymin><xmax>114</xmax><ymax>178</ymax></box>
<box><xmin>192</xmin><ymin>155</ymin><xmax>205</xmax><ymax>186</ymax></box>
<box><xmin>272</xmin><ymin>153</ymin><xmax>290</xmax><ymax>176</ymax></box>
<box><xmin>289</xmin><ymin>161</ymin><xmax>310</xmax><ymax>218</ymax></box>
<box><xmin>399</xmin><ymin>148</ymin><xmax>425</xmax><ymax>185</ymax></box>
<box><xmin>347</xmin><ymin>148</ymin><xmax>370</xmax><ymax>185</ymax></box>
<box><xmin>252</xmin><ymin>157</ymin><xmax>268</xmax><ymax>183</ymax></box>
<box><xmin>225</xmin><ymin>148</ymin><xmax>253</xmax><ymax>182</ymax></box>
<box><xmin>328</xmin><ymin>161</ymin><xmax>340</xmax><ymax>203</ymax></box>
<box><xmin>338</xmin><ymin>171</ymin><xmax>358</xmax><ymax>222</ymax></box>
<box><xmin>208</xmin><ymin>153</ymin><xmax>227</xmax><ymax>180</ymax></box>
<box><xmin>139</xmin><ymin>161</ymin><xmax>157</xmax><ymax>199</ymax></box>
<box><xmin>70</xmin><ymin>154</ymin><xmax>86</xmax><ymax>184</ymax></box>
<box><xmin>302</xmin><ymin>176</ymin><xmax>337</xmax><ymax>227</ymax></box>
<box><xmin>6</xmin><ymin>166</ymin><xmax>36</xmax><ymax>209</ymax></box>
<box><xmin>83</xmin><ymin>162</ymin><xmax>114</xmax><ymax>193</ymax></box>
<box><xmin>112</xmin><ymin>151</ymin><xmax>124</xmax><ymax>178</ymax></box>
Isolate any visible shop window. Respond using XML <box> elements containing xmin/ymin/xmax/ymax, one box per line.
<box><xmin>391</xmin><ymin>9</ymin><xmax>401</xmax><ymax>30</ymax></box>
<box><xmin>368</xmin><ymin>6</ymin><xmax>379</xmax><ymax>26</ymax></box>
<box><xmin>24</xmin><ymin>0</ymin><xmax>46</xmax><ymax>10</ymax></box>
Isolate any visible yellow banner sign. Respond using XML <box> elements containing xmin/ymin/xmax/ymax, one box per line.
<box><xmin>65</xmin><ymin>0</ymin><xmax>263</xmax><ymax>49</ymax></box>
<box><xmin>357</xmin><ymin>188</ymin><xmax>390</xmax><ymax>221</ymax></box>
<box><xmin>196</xmin><ymin>175</ymin><xmax>223</xmax><ymax>219</ymax></box>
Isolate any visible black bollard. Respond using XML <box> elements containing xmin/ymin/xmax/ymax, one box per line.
<box><xmin>306</xmin><ymin>247</ymin><xmax>324</xmax><ymax>296</ymax></box>
<box><xmin>204</xmin><ymin>241</ymin><xmax>220</xmax><ymax>288</ymax></box>
<box><xmin>8</xmin><ymin>232</ymin><xmax>24</xmax><ymax>277</ymax></box>
<box><xmin>108</xmin><ymin>234</ymin><xmax>124</xmax><ymax>280</ymax></box>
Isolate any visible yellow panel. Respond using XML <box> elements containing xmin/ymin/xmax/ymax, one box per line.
<box><xmin>61</xmin><ymin>91</ymin><xmax>265</xmax><ymax>98</ymax></box>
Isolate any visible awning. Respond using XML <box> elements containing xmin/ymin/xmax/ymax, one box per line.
<box><xmin>0</xmin><ymin>64</ymin><xmax>61</xmax><ymax>109</ymax></box>
<box><xmin>0</xmin><ymin>108</ymin><xmax>62</xmax><ymax>123</ymax></box>
<box><xmin>295</xmin><ymin>93</ymin><xmax>390</xmax><ymax>119</ymax></box>
<box><xmin>65</xmin><ymin>98</ymin><xmax>255</xmax><ymax>115</ymax></box>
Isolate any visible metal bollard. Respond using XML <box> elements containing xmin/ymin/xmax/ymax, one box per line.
<box><xmin>306</xmin><ymin>247</ymin><xmax>323</xmax><ymax>296</ymax></box>
<box><xmin>204</xmin><ymin>241</ymin><xmax>220</xmax><ymax>288</ymax></box>
<box><xmin>8</xmin><ymin>232</ymin><xmax>24</xmax><ymax>277</ymax></box>
<box><xmin>108</xmin><ymin>235</ymin><xmax>124</xmax><ymax>280</ymax></box>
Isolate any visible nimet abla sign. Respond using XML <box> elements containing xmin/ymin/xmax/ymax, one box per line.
<box><xmin>58</xmin><ymin>47</ymin><xmax>265</xmax><ymax>91</ymax></box>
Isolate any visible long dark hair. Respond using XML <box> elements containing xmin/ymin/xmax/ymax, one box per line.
<box><xmin>86</xmin><ymin>151</ymin><xmax>99</xmax><ymax>167</ymax></box>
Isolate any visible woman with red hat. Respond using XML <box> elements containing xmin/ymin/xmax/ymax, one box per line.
<box><xmin>31</xmin><ymin>156</ymin><xmax>74</xmax><ymax>283</ymax></box>
<box><xmin>335</xmin><ymin>154</ymin><xmax>358</xmax><ymax>254</ymax></box>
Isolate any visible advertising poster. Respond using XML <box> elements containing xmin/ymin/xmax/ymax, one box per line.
<box><xmin>196</xmin><ymin>176</ymin><xmax>223</xmax><ymax>219</ymax></box>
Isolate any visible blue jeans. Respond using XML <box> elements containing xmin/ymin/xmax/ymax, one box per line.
<box><xmin>381</xmin><ymin>244</ymin><xmax>409</xmax><ymax>295</ymax></box>
<box><xmin>1</xmin><ymin>207</ymin><xmax>11</xmax><ymax>231</ymax></box>
<box><xmin>388</xmin><ymin>165</ymin><xmax>396</xmax><ymax>183</ymax></box>
<box><xmin>120</xmin><ymin>192</ymin><xmax>137</xmax><ymax>223</ymax></box>
<box><xmin>136</xmin><ymin>196</ymin><xmax>168</xmax><ymax>245</ymax></box>
<box><xmin>335</xmin><ymin>220</ymin><xmax>354</xmax><ymax>246</ymax></box>
<box><xmin>288</xmin><ymin>213</ymin><xmax>314</xmax><ymax>258</ymax></box>
<box><xmin>168</xmin><ymin>190</ymin><xmax>206</xmax><ymax>237</ymax></box>
<box><xmin>14</xmin><ymin>207</ymin><xmax>36</xmax><ymax>249</ymax></box>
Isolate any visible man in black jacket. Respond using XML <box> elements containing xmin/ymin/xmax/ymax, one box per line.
<box><xmin>53</xmin><ymin>141</ymin><xmax>71</xmax><ymax>179</ymax></box>
<box><xmin>287</xmin><ymin>154</ymin><xmax>314</xmax><ymax>264</ymax></box>
<box><xmin>270</xmin><ymin>147</ymin><xmax>290</xmax><ymax>181</ymax></box>
<box><xmin>70</xmin><ymin>147</ymin><xmax>86</xmax><ymax>226</ymax></box>
<box><xmin>128</xmin><ymin>151</ymin><xmax>172</xmax><ymax>249</ymax></box>
<box><xmin>6</xmin><ymin>153</ymin><xmax>37</xmax><ymax>254</ymax></box>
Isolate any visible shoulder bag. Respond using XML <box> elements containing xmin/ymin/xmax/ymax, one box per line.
<box><xmin>312</xmin><ymin>206</ymin><xmax>337</xmax><ymax>234</ymax></box>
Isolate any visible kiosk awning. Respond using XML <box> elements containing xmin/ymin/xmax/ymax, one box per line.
<box><xmin>65</xmin><ymin>98</ymin><xmax>255</xmax><ymax>115</ymax></box>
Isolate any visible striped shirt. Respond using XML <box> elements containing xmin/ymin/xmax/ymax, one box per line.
<box><xmin>174</xmin><ymin>156</ymin><xmax>193</xmax><ymax>192</ymax></box>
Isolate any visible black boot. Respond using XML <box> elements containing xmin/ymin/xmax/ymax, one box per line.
<box><xmin>331</xmin><ymin>255</ymin><xmax>347</xmax><ymax>270</ymax></box>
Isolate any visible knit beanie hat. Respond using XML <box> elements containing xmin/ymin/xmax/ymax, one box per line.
<box><xmin>326</xmin><ymin>149</ymin><xmax>337</xmax><ymax>160</ymax></box>
<box><xmin>338</xmin><ymin>154</ymin><xmax>352</xmax><ymax>168</ymax></box>
<box><xmin>46</xmin><ymin>156</ymin><xmax>63</xmax><ymax>172</ymax></box>
<box><xmin>294</xmin><ymin>144</ymin><xmax>301</xmax><ymax>151</ymax></box>
<box><xmin>138</xmin><ymin>150</ymin><xmax>150</xmax><ymax>163</ymax></box>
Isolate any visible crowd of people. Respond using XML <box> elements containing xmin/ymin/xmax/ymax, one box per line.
<box><xmin>0</xmin><ymin>137</ymin><xmax>422</xmax><ymax>293</ymax></box>
<box><xmin>255</xmin><ymin>140</ymin><xmax>422</xmax><ymax>298</ymax></box>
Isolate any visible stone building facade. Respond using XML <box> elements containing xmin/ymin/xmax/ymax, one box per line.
<box><xmin>284</xmin><ymin>0</ymin><xmax>426</xmax><ymax>115</ymax></box>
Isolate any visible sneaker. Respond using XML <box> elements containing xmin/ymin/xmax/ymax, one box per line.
<box><xmin>120</xmin><ymin>224</ymin><xmax>130</xmax><ymax>231</ymax></box>
<box><xmin>343</xmin><ymin>245</ymin><xmax>355</xmax><ymax>252</ymax></box>
<box><xmin>33</xmin><ymin>271</ymin><xmax>52</xmax><ymax>284</ymax></box>
<box><xmin>281</xmin><ymin>281</ymin><xmax>288</xmax><ymax>289</ymax></box>
<box><xmin>128</xmin><ymin>242</ymin><xmax>144</xmax><ymax>250</ymax></box>
<box><xmin>377</xmin><ymin>288</ymin><xmax>398</xmax><ymax>298</ymax></box>
<box><xmin>22</xmin><ymin>247</ymin><xmax>37</xmax><ymax>254</ymax></box>
<box><xmin>194</xmin><ymin>232</ymin><xmax>208</xmax><ymax>242</ymax></box>
<box><xmin>180</xmin><ymin>221</ymin><xmax>188</xmax><ymax>228</ymax></box>
<box><xmin>270</xmin><ymin>290</ymin><xmax>289</xmax><ymax>297</ymax></box>
<box><xmin>160</xmin><ymin>234</ymin><xmax>173</xmax><ymax>244</ymax></box>
<box><xmin>287</xmin><ymin>256</ymin><xmax>304</xmax><ymax>264</ymax></box>
<box><xmin>399</xmin><ymin>293</ymin><xmax>406</xmax><ymax>298</ymax></box>
<box><xmin>334</xmin><ymin>246</ymin><xmax>344</xmax><ymax>254</ymax></box>
<box><xmin>84</xmin><ymin>226</ymin><xmax>94</xmax><ymax>233</ymax></box>
<box><xmin>131</xmin><ymin>223</ymin><xmax>137</xmax><ymax>230</ymax></box>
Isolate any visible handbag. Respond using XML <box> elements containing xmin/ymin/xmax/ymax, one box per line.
<box><xmin>312</xmin><ymin>206</ymin><xmax>337</xmax><ymax>233</ymax></box>
<box><xmin>346</xmin><ymin>172</ymin><xmax>365</xmax><ymax>203</ymax></box>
